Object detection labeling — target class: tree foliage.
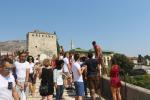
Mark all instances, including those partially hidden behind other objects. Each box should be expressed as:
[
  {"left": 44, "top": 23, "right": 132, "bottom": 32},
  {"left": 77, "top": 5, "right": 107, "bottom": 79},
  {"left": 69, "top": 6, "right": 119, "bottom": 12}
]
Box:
[
  {"left": 126, "top": 75, "right": 150, "bottom": 90},
  {"left": 112, "top": 53, "right": 134, "bottom": 75},
  {"left": 56, "top": 39, "right": 60, "bottom": 54}
]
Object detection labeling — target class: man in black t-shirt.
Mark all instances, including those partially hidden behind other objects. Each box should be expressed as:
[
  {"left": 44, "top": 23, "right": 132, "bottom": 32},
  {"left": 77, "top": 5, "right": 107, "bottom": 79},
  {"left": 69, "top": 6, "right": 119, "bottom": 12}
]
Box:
[{"left": 82, "top": 53, "right": 102, "bottom": 100}]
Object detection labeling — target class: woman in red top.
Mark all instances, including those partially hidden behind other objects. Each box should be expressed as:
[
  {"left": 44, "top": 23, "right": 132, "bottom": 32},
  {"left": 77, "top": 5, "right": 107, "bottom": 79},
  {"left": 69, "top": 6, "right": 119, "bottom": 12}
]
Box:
[{"left": 110, "top": 58, "right": 122, "bottom": 100}]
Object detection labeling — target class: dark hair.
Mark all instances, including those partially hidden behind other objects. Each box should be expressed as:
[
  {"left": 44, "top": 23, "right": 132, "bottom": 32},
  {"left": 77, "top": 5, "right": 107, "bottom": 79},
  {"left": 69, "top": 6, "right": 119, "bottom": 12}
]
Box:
[
  {"left": 18, "top": 50, "right": 26, "bottom": 56},
  {"left": 27, "top": 56, "right": 34, "bottom": 63},
  {"left": 80, "top": 56, "right": 87, "bottom": 62},
  {"left": 88, "top": 52, "right": 93, "bottom": 59},
  {"left": 92, "top": 41, "right": 96, "bottom": 45},
  {"left": 0, "top": 57, "right": 13, "bottom": 68},
  {"left": 64, "top": 52, "right": 68, "bottom": 58},
  {"left": 59, "top": 52, "right": 63, "bottom": 55},
  {"left": 56, "top": 60, "right": 64, "bottom": 70},
  {"left": 74, "top": 53, "right": 80, "bottom": 61}
]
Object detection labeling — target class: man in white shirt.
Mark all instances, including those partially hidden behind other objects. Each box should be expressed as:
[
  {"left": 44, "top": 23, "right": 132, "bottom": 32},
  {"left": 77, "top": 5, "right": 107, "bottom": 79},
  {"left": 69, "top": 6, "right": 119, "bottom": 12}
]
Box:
[
  {"left": 0, "top": 57, "right": 18, "bottom": 100},
  {"left": 72, "top": 53, "right": 86, "bottom": 100},
  {"left": 63, "top": 52, "right": 71, "bottom": 88},
  {"left": 14, "top": 51, "right": 30, "bottom": 99}
]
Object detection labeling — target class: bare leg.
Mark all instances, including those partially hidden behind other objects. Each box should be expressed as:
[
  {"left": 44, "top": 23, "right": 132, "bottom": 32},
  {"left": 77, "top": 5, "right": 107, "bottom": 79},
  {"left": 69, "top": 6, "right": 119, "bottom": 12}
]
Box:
[
  {"left": 29, "top": 83, "right": 33, "bottom": 94},
  {"left": 64, "top": 78, "right": 68, "bottom": 88},
  {"left": 75, "top": 96, "right": 78, "bottom": 100},
  {"left": 47, "top": 95, "right": 53, "bottom": 100},
  {"left": 91, "top": 89, "right": 96, "bottom": 100},
  {"left": 111, "top": 87, "right": 117, "bottom": 100},
  {"left": 32, "top": 84, "right": 36, "bottom": 96},
  {"left": 78, "top": 96, "right": 82, "bottom": 100},
  {"left": 116, "top": 88, "right": 122, "bottom": 100},
  {"left": 12, "top": 89, "right": 19, "bottom": 100},
  {"left": 75, "top": 96, "right": 82, "bottom": 100},
  {"left": 97, "top": 88, "right": 102, "bottom": 100},
  {"left": 42, "top": 96, "right": 46, "bottom": 100}
]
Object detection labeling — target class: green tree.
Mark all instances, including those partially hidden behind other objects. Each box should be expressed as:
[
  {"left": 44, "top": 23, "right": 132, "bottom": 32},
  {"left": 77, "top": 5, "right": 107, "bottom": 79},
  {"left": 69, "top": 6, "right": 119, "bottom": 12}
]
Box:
[
  {"left": 56, "top": 39, "right": 60, "bottom": 54},
  {"left": 112, "top": 53, "right": 134, "bottom": 75},
  {"left": 145, "top": 55, "right": 150, "bottom": 60},
  {"left": 54, "top": 32, "right": 60, "bottom": 55}
]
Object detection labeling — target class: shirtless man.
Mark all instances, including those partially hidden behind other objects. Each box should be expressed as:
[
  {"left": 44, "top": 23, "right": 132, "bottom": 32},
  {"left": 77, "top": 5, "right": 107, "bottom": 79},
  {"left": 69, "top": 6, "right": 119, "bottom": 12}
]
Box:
[
  {"left": 92, "top": 41, "right": 102, "bottom": 61},
  {"left": 92, "top": 41, "right": 107, "bottom": 75}
]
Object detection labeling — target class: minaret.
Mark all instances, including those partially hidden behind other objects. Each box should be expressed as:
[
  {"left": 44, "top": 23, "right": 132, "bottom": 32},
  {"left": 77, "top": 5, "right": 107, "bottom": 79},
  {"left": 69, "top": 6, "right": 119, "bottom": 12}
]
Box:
[{"left": 71, "top": 40, "right": 74, "bottom": 50}]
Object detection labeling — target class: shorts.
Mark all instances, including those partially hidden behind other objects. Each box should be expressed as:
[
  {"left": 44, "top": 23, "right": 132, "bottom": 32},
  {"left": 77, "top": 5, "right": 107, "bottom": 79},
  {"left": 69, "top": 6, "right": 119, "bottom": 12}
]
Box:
[
  {"left": 15, "top": 82, "right": 26, "bottom": 96},
  {"left": 74, "top": 82, "right": 84, "bottom": 96},
  {"left": 87, "top": 76, "right": 101, "bottom": 94}
]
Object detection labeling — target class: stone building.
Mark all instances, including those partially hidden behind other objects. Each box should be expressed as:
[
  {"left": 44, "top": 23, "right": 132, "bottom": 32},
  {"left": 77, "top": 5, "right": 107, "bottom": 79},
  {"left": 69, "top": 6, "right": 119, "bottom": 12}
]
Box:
[{"left": 26, "top": 30, "right": 57, "bottom": 58}]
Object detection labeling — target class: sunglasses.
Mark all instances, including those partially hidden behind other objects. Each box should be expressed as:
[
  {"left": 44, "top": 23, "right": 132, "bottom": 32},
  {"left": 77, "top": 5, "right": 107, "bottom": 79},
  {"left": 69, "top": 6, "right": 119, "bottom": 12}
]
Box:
[{"left": 4, "top": 67, "right": 13, "bottom": 72}]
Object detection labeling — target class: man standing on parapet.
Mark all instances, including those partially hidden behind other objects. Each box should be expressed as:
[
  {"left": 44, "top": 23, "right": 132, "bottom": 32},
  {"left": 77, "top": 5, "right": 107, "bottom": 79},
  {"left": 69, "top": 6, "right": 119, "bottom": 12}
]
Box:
[
  {"left": 92, "top": 41, "right": 107, "bottom": 76},
  {"left": 92, "top": 41, "right": 103, "bottom": 60}
]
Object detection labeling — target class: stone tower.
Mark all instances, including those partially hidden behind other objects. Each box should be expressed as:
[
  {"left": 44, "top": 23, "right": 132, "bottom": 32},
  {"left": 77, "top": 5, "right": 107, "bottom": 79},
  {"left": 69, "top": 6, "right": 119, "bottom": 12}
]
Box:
[{"left": 26, "top": 30, "right": 57, "bottom": 58}]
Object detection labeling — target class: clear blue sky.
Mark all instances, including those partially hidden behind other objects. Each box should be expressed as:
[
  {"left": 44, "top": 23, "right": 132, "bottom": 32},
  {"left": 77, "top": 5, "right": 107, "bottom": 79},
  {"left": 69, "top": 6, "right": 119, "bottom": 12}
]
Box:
[{"left": 0, "top": 0, "right": 150, "bottom": 56}]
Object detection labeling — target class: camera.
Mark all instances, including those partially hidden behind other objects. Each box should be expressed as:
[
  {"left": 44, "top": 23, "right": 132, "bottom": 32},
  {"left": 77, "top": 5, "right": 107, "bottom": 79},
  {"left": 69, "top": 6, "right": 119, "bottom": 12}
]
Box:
[{"left": 8, "top": 82, "right": 13, "bottom": 90}]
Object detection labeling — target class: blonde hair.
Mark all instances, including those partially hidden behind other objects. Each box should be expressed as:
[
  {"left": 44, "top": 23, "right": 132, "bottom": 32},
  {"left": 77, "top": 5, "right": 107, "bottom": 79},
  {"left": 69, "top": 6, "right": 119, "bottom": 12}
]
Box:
[{"left": 43, "top": 59, "right": 51, "bottom": 67}]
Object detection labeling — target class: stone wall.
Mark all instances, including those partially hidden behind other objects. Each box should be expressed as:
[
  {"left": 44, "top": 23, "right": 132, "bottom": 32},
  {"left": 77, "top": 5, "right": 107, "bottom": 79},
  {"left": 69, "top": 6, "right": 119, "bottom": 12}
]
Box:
[{"left": 101, "top": 76, "right": 150, "bottom": 100}]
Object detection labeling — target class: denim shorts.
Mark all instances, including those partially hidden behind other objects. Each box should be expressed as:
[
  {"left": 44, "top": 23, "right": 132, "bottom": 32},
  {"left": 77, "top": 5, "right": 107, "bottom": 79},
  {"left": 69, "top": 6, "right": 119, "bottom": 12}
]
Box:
[{"left": 74, "top": 82, "right": 84, "bottom": 96}]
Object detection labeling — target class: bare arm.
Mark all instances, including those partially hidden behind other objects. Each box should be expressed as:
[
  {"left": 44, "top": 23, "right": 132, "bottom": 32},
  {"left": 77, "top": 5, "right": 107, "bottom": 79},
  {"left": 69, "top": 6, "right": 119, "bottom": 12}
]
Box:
[
  {"left": 38, "top": 68, "right": 42, "bottom": 79},
  {"left": 25, "top": 68, "right": 30, "bottom": 82},
  {"left": 61, "top": 72, "right": 68, "bottom": 77},
  {"left": 12, "top": 87, "right": 19, "bottom": 100},
  {"left": 67, "top": 64, "right": 71, "bottom": 72},
  {"left": 77, "top": 66, "right": 86, "bottom": 76}
]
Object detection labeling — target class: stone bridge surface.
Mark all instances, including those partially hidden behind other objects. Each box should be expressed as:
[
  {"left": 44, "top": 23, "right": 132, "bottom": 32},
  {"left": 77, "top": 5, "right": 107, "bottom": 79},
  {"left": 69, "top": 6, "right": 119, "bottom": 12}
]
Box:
[{"left": 27, "top": 79, "right": 106, "bottom": 100}]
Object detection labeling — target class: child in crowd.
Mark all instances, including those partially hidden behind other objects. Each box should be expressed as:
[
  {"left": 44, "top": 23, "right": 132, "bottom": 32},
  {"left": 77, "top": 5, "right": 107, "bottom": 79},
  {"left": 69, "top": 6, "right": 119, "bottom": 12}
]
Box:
[{"left": 53, "top": 60, "right": 65, "bottom": 100}]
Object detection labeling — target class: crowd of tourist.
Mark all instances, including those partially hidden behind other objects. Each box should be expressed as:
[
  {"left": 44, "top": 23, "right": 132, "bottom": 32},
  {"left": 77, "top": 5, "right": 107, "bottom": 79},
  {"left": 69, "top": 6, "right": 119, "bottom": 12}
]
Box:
[{"left": 0, "top": 41, "right": 122, "bottom": 100}]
